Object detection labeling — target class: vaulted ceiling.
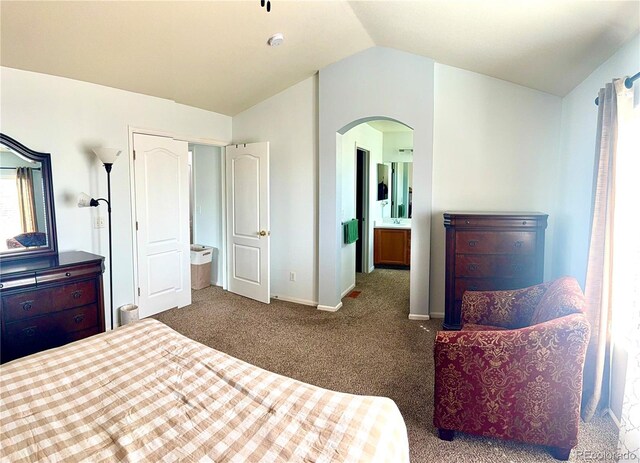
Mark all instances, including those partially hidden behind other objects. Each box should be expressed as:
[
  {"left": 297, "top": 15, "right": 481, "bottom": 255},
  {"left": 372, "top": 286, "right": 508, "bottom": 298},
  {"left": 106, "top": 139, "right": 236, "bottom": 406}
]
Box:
[{"left": 1, "top": 1, "right": 638, "bottom": 116}]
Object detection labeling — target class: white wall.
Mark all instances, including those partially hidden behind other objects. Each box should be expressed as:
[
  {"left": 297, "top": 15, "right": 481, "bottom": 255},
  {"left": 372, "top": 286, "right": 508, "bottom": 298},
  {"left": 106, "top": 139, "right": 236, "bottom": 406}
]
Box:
[
  {"left": 430, "top": 63, "right": 563, "bottom": 317},
  {"left": 340, "top": 122, "right": 383, "bottom": 295},
  {"left": 382, "top": 132, "right": 414, "bottom": 162},
  {"left": 191, "top": 144, "right": 223, "bottom": 286},
  {"left": 319, "top": 47, "right": 435, "bottom": 315},
  {"left": 232, "top": 77, "right": 318, "bottom": 306},
  {"left": 0, "top": 66, "right": 232, "bottom": 326},
  {"left": 554, "top": 34, "right": 639, "bottom": 423}
]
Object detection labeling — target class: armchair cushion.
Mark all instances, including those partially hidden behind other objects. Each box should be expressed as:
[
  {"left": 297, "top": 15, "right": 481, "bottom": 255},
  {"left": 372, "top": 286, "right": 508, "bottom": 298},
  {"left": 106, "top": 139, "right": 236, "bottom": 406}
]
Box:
[
  {"left": 530, "top": 276, "right": 586, "bottom": 326},
  {"left": 461, "top": 282, "right": 551, "bottom": 329}
]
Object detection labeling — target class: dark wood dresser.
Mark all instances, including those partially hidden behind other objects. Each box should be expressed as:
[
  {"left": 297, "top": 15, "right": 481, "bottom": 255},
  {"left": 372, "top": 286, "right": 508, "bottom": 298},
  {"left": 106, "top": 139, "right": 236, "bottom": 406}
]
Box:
[
  {"left": 0, "top": 251, "right": 105, "bottom": 363},
  {"left": 443, "top": 212, "right": 548, "bottom": 330}
]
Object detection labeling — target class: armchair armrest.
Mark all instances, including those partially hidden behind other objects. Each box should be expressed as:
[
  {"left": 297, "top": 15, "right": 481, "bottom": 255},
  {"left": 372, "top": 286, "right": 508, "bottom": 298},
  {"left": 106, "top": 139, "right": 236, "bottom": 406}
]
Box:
[
  {"left": 434, "top": 313, "right": 590, "bottom": 449},
  {"left": 461, "top": 281, "right": 550, "bottom": 329}
]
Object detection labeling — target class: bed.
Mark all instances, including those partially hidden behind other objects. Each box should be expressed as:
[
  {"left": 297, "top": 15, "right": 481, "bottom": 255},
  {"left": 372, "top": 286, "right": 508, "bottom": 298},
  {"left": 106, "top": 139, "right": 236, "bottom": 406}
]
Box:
[{"left": 1, "top": 319, "right": 409, "bottom": 462}]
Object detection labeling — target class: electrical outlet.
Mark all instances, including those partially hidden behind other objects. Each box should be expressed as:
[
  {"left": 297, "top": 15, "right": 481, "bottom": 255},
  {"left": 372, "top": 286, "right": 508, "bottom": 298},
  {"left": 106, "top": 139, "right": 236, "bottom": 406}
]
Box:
[
  {"left": 94, "top": 216, "right": 106, "bottom": 229},
  {"left": 289, "top": 272, "right": 296, "bottom": 282}
]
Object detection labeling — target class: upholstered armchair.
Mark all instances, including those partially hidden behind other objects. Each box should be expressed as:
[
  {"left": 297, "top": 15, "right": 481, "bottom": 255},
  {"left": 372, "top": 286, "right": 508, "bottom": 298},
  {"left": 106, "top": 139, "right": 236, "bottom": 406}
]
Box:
[{"left": 433, "top": 277, "right": 590, "bottom": 460}]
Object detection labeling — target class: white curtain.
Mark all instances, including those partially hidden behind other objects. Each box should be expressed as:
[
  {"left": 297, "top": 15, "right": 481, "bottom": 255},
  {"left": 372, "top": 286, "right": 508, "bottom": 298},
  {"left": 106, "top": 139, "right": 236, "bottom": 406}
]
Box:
[
  {"left": 615, "top": 81, "right": 640, "bottom": 458},
  {"left": 15, "top": 167, "right": 38, "bottom": 233}
]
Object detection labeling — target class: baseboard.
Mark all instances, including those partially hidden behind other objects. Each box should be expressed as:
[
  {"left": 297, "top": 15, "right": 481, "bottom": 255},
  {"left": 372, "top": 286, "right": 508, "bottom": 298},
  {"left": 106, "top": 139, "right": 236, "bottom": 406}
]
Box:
[
  {"left": 408, "top": 314, "right": 430, "bottom": 320},
  {"left": 317, "top": 302, "right": 343, "bottom": 312},
  {"left": 430, "top": 311, "right": 444, "bottom": 319},
  {"left": 271, "top": 294, "right": 317, "bottom": 307},
  {"left": 341, "top": 283, "right": 356, "bottom": 299},
  {"left": 607, "top": 408, "right": 621, "bottom": 428},
  {"left": 368, "top": 266, "right": 375, "bottom": 273}
]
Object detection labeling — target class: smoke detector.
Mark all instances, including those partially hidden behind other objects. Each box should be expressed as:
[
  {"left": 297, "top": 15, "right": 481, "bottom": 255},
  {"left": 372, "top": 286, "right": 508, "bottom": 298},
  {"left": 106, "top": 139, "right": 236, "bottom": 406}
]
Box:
[{"left": 267, "top": 33, "right": 284, "bottom": 47}]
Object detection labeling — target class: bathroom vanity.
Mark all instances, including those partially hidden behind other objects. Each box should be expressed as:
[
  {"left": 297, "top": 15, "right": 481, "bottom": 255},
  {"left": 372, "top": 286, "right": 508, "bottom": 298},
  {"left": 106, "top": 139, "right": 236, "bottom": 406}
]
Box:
[{"left": 374, "top": 223, "right": 411, "bottom": 268}]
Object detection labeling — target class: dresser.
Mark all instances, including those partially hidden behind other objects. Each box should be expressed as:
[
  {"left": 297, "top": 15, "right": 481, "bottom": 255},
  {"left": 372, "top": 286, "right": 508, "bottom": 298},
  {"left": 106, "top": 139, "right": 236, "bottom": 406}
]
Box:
[
  {"left": 0, "top": 251, "right": 105, "bottom": 363},
  {"left": 443, "top": 212, "right": 548, "bottom": 330}
]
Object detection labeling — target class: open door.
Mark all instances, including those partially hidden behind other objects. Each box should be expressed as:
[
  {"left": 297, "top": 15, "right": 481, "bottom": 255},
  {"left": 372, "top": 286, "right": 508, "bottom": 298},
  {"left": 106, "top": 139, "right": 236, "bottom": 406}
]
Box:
[
  {"left": 225, "top": 142, "right": 270, "bottom": 303},
  {"left": 133, "top": 133, "right": 190, "bottom": 318}
]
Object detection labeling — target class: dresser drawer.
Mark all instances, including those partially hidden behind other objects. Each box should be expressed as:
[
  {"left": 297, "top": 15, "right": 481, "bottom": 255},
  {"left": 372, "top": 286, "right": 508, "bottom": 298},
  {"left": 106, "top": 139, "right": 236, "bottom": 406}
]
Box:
[
  {"left": 455, "top": 231, "right": 536, "bottom": 254},
  {"left": 455, "top": 255, "right": 535, "bottom": 278},
  {"left": 447, "top": 217, "right": 543, "bottom": 228},
  {"left": 4, "top": 304, "right": 99, "bottom": 341},
  {"left": 36, "top": 262, "right": 102, "bottom": 284},
  {"left": 2, "top": 305, "right": 99, "bottom": 362},
  {"left": 2, "top": 280, "right": 97, "bottom": 322}
]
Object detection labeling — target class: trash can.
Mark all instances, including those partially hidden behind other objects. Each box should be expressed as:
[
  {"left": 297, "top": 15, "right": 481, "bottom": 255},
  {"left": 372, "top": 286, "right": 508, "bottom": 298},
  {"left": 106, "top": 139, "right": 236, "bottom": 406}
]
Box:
[
  {"left": 190, "top": 244, "right": 214, "bottom": 290},
  {"left": 119, "top": 304, "right": 139, "bottom": 326}
]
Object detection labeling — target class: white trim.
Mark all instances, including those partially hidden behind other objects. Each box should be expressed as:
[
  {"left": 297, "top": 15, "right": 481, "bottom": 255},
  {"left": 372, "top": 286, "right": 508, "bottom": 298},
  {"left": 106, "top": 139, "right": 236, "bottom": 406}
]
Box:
[
  {"left": 368, "top": 265, "right": 375, "bottom": 273},
  {"left": 341, "top": 283, "right": 356, "bottom": 299},
  {"left": 317, "top": 302, "right": 343, "bottom": 312},
  {"left": 607, "top": 408, "right": 621, "bottom": 429},
  {"left": 408, "top": 314, "right": 430, "bottom": 320},
  {"left": 271, "top": 295, "right": 317, "bottom": 307},
  {"left": 430, "top": 311, "right": 444, "bottom": 319}
]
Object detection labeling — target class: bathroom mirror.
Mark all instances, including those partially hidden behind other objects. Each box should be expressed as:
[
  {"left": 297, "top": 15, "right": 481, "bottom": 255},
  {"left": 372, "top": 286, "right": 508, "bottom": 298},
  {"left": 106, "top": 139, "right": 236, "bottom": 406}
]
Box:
[
  {"left": 0, "top": 133, "right": 58, "bottom": 261},
  {"left": 391, "top": 161, "right": 413, "bottom": 218},
  {"left": 377, "top": 163, "right": 389, "bottom": 200}
]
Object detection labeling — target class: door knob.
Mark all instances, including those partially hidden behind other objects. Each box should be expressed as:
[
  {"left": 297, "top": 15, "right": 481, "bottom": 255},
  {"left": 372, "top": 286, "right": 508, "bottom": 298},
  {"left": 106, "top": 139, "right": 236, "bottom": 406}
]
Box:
[{"left": 259, "top": 230, "right": 267, "bottom": 236}]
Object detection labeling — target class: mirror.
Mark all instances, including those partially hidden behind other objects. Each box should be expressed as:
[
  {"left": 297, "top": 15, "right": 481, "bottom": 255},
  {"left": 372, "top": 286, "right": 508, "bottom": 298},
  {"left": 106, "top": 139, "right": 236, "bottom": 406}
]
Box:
[
  {"left": 0, "top": 134, "right": 58, "bottom": 261},
  {"left": 377, "top": 163, "right": 389, "bottom": 200},
  {"left": 391, "top": 162, "right": 413, "bottom": 218}
]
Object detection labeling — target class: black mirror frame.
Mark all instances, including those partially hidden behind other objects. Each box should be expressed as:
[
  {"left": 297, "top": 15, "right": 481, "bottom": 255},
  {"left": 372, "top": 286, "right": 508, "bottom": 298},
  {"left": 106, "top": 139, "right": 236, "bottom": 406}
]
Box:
[{"left": 0, "top": 133, "right": 58, "bottom": 262}]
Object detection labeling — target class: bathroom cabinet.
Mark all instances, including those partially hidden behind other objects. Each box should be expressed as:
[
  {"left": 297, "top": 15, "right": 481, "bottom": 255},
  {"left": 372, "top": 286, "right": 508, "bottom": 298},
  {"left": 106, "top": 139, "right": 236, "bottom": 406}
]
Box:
[{"left": 374, "top": 227, "right": 411, "bottom": 267}]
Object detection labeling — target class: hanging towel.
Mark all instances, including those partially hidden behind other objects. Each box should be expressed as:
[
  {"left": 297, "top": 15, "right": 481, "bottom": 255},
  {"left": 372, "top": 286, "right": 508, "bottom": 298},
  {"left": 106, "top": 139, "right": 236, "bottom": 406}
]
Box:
[{"left": 343, "top": 219, "right": 359, "bottom": 244}]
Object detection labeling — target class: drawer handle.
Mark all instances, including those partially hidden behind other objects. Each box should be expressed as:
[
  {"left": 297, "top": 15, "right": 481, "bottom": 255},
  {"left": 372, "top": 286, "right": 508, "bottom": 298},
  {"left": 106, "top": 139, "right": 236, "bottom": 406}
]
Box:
[
  {"left": 22, "top": 301, "right": 34, "bottom": 311},
  {"left": 23, "top": 326, "right": 37, "bottom": 337},
  {"left": 73, "top": 314, "right": 85, "bottom": 324},
  {"left": 468, "top": 264, "right": 480, "bottom": 271},
  {"left": 465, "top": 220, "right": 470, "bottom": 224},
  {"left": 522, "top": 221, "right": 527, "bottom": 225},
  {"left": 514, "top": 241, "right": 523, "bottom": 248},
  {"left": 468, "top": 240, "right": 478, "bottom": 247},
  {"left": 65, "top": 272, "right": 72, "bottom": 277},
  {"left": 468, "top": 284, "right": 479, "bottom": 291},
  {"left": 71, "top": 290, "right": 83, "bottom": 299}
]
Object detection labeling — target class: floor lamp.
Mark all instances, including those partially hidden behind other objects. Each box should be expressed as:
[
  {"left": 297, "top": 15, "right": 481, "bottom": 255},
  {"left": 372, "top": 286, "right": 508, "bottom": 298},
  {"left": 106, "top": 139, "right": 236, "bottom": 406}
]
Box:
[{"left": 78, "top": 148, "right": 121, "bottom": 330}]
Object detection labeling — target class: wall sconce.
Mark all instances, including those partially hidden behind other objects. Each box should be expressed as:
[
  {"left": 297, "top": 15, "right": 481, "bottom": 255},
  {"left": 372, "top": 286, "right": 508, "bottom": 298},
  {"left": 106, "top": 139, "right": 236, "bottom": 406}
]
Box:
[{"left": 78, "top": 147, "right": 121, "bottom": 330}]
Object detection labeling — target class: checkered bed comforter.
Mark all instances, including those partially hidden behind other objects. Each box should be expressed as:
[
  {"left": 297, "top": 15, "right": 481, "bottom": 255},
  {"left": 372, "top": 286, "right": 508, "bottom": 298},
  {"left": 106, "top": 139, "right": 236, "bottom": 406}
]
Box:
[{"left": 1, "top": 319, "right": 409, "bottom": 462}]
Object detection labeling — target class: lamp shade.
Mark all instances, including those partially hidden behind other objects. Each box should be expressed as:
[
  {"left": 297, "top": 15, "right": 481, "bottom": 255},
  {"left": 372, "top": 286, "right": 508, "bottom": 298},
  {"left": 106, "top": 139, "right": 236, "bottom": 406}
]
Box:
[
  {"left": 92, "top": 147, "right": 121, "bottom": 165},
  {"left": 78, "top": 192, "right": 94, "bottom": 208}
]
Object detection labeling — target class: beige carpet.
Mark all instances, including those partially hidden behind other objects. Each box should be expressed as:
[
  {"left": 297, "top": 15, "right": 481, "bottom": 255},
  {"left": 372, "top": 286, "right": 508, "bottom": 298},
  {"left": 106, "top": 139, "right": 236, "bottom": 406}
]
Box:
[{"left": 154, "top": 269, "right": 618, "bottom": 462}]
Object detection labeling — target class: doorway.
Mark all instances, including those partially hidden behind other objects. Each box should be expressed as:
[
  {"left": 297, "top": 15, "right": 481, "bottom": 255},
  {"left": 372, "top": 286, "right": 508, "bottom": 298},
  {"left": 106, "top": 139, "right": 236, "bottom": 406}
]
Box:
[
  {"left": 355, "top": 147, "right": 369, "bottom": 273},
  {"left": 189, "top": 143, "right": 224, "bottom": 288}
]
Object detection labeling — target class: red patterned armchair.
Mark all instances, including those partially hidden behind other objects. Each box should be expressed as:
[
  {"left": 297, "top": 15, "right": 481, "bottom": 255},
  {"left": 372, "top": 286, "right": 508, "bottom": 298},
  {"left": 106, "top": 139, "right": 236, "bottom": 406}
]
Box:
[{"left": 433, "top": 277, "right": 590, "bottom": 460}]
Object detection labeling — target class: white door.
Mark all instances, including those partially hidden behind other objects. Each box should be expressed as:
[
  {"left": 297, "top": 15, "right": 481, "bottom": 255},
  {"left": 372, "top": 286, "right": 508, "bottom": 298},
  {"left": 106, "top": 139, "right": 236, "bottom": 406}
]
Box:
[
  {"left": 133, "top": 133, "right": 190, "bottom": 318},
  {"left": 226, "top": 142, "right": 270, "bottom": 303}
]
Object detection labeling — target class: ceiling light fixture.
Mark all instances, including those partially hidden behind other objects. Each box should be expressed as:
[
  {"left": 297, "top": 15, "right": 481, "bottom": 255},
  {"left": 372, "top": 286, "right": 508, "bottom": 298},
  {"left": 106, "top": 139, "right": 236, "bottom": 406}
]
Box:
[
  {"left": 268, "top": 33, "right": 284, "bottom": 47},
  {"left": 260, "top": 0, "right": 271, "bottom": 13}
]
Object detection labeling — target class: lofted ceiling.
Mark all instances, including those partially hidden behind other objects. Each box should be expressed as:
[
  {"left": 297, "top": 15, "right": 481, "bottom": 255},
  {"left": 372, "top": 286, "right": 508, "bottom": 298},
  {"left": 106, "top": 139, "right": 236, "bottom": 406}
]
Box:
[{"left": 1, "top": 1, "right": 638, "bottom": 116}]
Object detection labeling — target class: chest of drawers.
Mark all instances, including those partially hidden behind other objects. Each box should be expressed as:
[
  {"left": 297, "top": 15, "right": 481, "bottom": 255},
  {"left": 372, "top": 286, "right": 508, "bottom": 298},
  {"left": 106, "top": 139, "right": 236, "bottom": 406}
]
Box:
[
  {"left": 0, "top": 251, "right": 105, "bottom": 363},
  {"left": 443, "top": 212, "right": 548, "bottom": 330}
]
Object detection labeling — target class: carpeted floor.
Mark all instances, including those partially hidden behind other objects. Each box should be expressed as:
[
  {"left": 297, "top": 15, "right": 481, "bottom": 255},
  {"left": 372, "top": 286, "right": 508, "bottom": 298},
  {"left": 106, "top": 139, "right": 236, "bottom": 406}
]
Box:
[{"left": 154, "top": 269, "right": 618, "bottom": 462}]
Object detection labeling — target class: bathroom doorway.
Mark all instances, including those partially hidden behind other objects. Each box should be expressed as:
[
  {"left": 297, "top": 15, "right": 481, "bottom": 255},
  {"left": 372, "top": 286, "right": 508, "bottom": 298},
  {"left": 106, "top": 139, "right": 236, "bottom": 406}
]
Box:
[
  {"left": 189, "top": 143, "right": 224, "bottom": 288},
  {"left": 338, "top": 119, "right": 413, "bottom": 300},
  {"left": 355, "top": 147, "right": 369, "bottom": 273}
]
